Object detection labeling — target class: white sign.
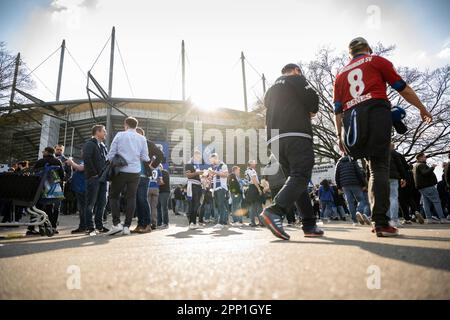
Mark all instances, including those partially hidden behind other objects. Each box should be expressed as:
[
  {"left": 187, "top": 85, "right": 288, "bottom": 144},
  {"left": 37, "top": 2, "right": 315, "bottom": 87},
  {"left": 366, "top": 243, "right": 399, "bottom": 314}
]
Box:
[{"left": 311, "top": 163, "right": 335, "bottom": 186}]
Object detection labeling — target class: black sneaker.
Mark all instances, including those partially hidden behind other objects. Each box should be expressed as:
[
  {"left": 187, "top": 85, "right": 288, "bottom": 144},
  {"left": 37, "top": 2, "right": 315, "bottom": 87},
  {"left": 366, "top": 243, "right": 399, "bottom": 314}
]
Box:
[
  {"left": 85, "top": 227, "right": 95, "bottom": 235},
  {"left": 53, "top": 230, "right": 59, "bottom": 234},
  {"left": 303, "top": 225, "right": 325, "bottom": 237},
  {"left": 150, "top": 224, "right": 157, "bottom": 230},
  {"left": 96, "top": 227, "right": 110, "bottom": 234},
  {"left": 259, "top": 207, "right": 290, "bottom": 240},
  {"left": 71, "top": 228, "right": 86, "bottom": 234}
]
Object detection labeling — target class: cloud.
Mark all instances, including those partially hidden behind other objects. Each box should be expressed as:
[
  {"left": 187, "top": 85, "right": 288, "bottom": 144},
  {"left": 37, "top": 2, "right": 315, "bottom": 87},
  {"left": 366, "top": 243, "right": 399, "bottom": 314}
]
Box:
[{"left": 437, "top": 47, "right": 450, "bottom": 59}]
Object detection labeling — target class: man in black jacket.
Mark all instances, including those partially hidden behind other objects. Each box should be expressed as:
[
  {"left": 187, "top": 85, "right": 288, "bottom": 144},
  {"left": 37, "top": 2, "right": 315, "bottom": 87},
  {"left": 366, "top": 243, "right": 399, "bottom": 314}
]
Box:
[
  {"left": 387, "top": 144, "right": 408, "bottom": 227},
  {"left": 413, "top": 153, "right": 449, "bottom": 224},
  {"left": 82, "top": 124, "right": 109, "bottom": 234},
  {"left": 335, "top": 155, "right": 369, "bottom": 225},
  {"left": 261, "top": 63, "right": 323, "bottom": 240}
]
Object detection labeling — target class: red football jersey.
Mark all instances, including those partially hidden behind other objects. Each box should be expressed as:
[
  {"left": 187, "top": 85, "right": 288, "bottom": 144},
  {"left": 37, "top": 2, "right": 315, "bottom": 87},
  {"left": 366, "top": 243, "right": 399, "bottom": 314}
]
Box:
[{"left": 333, "top": 54, "right": 405, "bottom": 114}]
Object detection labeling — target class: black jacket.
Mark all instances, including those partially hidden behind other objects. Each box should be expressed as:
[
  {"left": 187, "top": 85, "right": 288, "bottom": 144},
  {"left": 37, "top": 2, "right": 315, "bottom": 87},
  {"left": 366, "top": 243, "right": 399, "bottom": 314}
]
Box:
[
  {"left": 335, "top": 156, "right": 366, "bottom": 189},
  {"left": 143, "top": 140, "right": 165, "bottom": 177},
  {"left": 33, "top": 155, "right": 64, "bottom": 183},
  {"left": 82, "top": 138, "right": 108, "bottom": 179},
  {"left": 390, "top": 150, "right": 407, "bottom": 180},
  {"left": 264, "top": 74, "right": 319, "bottom": 142},
  {"left": 413, "top": 162, "right": 438, "bottom": 190}
]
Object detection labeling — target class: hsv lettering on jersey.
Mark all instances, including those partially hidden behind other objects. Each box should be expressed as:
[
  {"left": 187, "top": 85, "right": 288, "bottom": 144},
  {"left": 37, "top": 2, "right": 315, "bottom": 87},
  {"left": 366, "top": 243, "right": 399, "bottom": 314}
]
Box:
[{"left": 333, "top": 54, "right": 406, "bottom": 114}]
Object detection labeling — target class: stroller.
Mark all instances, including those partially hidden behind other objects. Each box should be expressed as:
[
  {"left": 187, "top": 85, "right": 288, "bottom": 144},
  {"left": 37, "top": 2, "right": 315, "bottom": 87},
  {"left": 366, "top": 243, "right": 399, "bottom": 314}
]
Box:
[{"left": 0, "top": 165, "right": 64, "bottom": 237}]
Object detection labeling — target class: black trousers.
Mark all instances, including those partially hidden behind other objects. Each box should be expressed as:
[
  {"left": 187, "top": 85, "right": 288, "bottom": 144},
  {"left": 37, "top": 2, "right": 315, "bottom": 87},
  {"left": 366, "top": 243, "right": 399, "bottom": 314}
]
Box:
[
  {"left": 271, "top": 137, "right": 316, "bottom": 228},
  {"left": 366, "top": 153, "right": 390, "bottom": 227},
  {"left": 188, "top": 184, "right": 202, "bottom": 224},
  {"left": 110, "top": 172, "right": 140, "bottom": 227}
]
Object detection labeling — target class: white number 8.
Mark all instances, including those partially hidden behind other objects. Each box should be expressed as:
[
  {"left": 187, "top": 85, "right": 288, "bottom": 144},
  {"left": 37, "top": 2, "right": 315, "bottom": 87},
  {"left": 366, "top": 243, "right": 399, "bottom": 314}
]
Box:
[{"left": 348, "top": 68, "right": 365, "bottom": 98}]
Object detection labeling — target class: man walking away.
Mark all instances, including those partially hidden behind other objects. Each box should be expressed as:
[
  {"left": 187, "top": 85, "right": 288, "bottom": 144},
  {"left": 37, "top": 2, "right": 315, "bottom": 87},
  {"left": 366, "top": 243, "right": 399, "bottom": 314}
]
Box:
[
  {"left": 388, "top": 144, "right": 408, "bottom": 228},
  {"left": 106, "top": 117, "right": 150, "bottom": 236},
  {"left": 413, "top": 153, "right": 450, "bottom": 224},
  {"left": 335, "top": 155, "right": 369, "bottom": 225},
  {"left": 334, "top": 37, "right": 433, "bottom": 237},
  {"left": 262, "top": 63, "right": 323, "bottom": 240}
]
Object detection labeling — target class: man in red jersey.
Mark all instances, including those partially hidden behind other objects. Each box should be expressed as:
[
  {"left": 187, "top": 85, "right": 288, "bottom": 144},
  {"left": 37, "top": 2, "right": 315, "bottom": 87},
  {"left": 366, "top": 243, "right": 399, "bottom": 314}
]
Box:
[{"left": 333, "top": 37, "right": 432, "bottom": 237}]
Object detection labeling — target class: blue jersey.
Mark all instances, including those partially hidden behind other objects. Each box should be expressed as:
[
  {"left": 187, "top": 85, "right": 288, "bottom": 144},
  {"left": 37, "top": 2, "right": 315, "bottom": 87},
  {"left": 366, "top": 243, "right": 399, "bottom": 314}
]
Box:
[{"left": 148, "top": 168, "right": 162, "bottom": 189}]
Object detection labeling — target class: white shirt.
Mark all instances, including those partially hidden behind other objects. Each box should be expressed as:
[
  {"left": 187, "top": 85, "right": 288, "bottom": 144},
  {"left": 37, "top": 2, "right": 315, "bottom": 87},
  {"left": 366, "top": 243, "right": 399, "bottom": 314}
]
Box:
[
  {"left": 212, "top": 162, "right": 229, "bottom": 191},
  {"left": 245, "top": 167, "right": 260, "bottom": 185},
  {"left": 107, "top": 129, "right": 150, "bottom": 173}
]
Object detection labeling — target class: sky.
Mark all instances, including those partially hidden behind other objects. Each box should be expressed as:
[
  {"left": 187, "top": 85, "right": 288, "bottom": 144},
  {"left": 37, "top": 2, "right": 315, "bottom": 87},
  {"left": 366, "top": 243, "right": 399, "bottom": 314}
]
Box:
[{"left": 0, "top": 0, "right": 449, "bottom": 110}]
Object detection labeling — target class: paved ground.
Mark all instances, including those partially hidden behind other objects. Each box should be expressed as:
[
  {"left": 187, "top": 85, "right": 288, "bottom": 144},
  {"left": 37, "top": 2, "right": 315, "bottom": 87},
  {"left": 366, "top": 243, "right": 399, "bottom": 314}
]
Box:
[{"left": 1, "top": 213, "right": 450, "bottom": 300}]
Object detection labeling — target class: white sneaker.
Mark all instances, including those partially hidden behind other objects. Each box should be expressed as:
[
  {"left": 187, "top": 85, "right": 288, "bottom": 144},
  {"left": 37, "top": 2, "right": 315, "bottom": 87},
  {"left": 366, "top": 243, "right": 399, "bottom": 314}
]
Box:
[
  {"left": 362, "top": 214, "right": 371, "bottom": 225},
  {"left": 123, "top": 226, "right": 131, "bottom": 235},
  {"left": 440, "top": 218, "right": 450, "bottom": 224},
  {"left": 389, "top": 220, "right": 403, "bottom": 228},
  {"left": 106, "top": 224, "right": 123, "bottom": 236},
  {"left": 213, "top": 224, "right": 224, "bottom": 229},
  {"left": 425, "top": 219, "right": 439, "bottom": 224},
  {"left": 188, "top": 223, "right": 198, "bottom": 230}
]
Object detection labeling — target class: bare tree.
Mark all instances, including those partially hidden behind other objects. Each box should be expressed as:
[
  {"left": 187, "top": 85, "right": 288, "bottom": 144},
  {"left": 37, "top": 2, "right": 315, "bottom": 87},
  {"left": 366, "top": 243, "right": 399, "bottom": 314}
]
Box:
[
  {"left": 298, "top": 44, "right": 450, "bottom": 163},
  {"left": 0, "top": 41, "right": 34, "bottom": 109}
]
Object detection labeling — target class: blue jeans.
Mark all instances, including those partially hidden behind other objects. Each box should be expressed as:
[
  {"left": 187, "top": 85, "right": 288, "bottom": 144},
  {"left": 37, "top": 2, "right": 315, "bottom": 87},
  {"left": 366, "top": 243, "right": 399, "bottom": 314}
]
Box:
[
  {"left": 247, "top": 201, "right": 262, "bottom": 225},
  {"left": 343, "top": 185, "right": 367, "bottom": 222},
  {"left": 157, "top": 192, "right": 170, "bottom": 226},
  {"left": 419, "top": 186, "right": 445, "bottom": 220},
  {"left": 203, "top": 202, "right": 213, "bottom": 220},
  {"left": 388, "top": 179, "right": 399, "bottom": 221},
  {"left": 320, "top": 200, "right": 337, "bottom": 219},
  {"left": 231, "top": 193, "right": 243, "bottom": 223},
  {"left": 85, "top": 176, "right": 106, "bottom": 229},
  {"left": 136, "top": 177, "right": 150, "bottom": 227},
  {"left": 74, "top": 191, "right": 86, "bottom": 229},
  {"left": 214, "top": 189, "right": 229, "bottom": 225}
]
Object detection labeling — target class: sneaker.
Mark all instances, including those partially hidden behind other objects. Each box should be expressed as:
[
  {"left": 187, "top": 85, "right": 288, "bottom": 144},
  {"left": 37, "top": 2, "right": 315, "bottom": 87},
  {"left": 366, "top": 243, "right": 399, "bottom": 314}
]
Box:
[
  {"left": 259, "top": 207, "right": 290, "bottom": 241},
  {"left": 160, "top": 224, "right": 169, "bottom": 229},
  {"left": 26, "top": 229, "right": 40, "bottom": 236},
  {"left": 414, "top": 212, "right": 425, "bottom": 224},
  {"left": 440, "top": 218, "right": 450, "bottom": 224},
  {"left": 425, "top": 219, "right": 439, "bottom": 224},
  {"left": 213, "top": 224, "right": 224, "bottom": 229},
  {"left": 150, "top": 224, "right": 157, "bottom": 230},
  {"left": 389, "top": 220, "right": 403, "bottom": 228},
  {"left": 71, "top": 228, "right": 86, "bottom": 234},
  {"left": 362, "top": 214, "right": 371, "bottom": 225},
  {"left": 123, "top": 226, "right": 131, "bottom": 235},
  {"left": 131, "top": 226, "right": 144, "bottom": 233},
  {"left": 356, "top": 212, "right": 365, "bottom": 225},
  {"left": 403, "top": 220, "right": 413, "bottom": 225},
  {"left": 248, "top": 223, "right": 257, "bottom": 227},
  {"left": 373, "top": 225, "right": 399, "bottom": 237},
  {"left": 303, "top": 225, "right": 325, "bottom": 237},
  {"left": 85, "top": 227, "right": 95, "bottom": 235},
  {"left": 189, "top": 223, "right": 198, "bottom": 230},
  {"left": 96, "top": 227, "right": 110, "bottom": 234},
  {"left": 106, "top": 224, "right": 124, "bottom": 236},
  {"left": 432, "top": 216, "right": 440, "bottom": 221},
  {"left": 352, "top": 222, "right": 359, "bottom": 227}
]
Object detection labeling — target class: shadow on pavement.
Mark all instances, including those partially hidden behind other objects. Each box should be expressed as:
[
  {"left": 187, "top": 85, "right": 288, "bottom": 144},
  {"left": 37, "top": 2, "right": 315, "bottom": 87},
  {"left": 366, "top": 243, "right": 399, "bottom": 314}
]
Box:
[
  {"left": 272, "top": 236, "right": 450, "bottom": 271},
  {"left": 0, "top": 234, "right": 113, "bottom": 258}
]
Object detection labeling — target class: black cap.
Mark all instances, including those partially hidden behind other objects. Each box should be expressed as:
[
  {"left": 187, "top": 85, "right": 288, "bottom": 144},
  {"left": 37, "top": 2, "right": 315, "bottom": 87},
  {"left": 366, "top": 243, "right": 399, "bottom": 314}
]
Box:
[{"left": 281, "top": 63, "right": 301, "bottom": 74}]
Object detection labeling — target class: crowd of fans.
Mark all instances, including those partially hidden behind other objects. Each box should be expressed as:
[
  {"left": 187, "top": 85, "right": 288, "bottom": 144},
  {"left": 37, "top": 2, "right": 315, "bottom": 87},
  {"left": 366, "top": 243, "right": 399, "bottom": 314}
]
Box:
[{"left": 1, "top": 117, "right": 449, "bottom": 235}]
